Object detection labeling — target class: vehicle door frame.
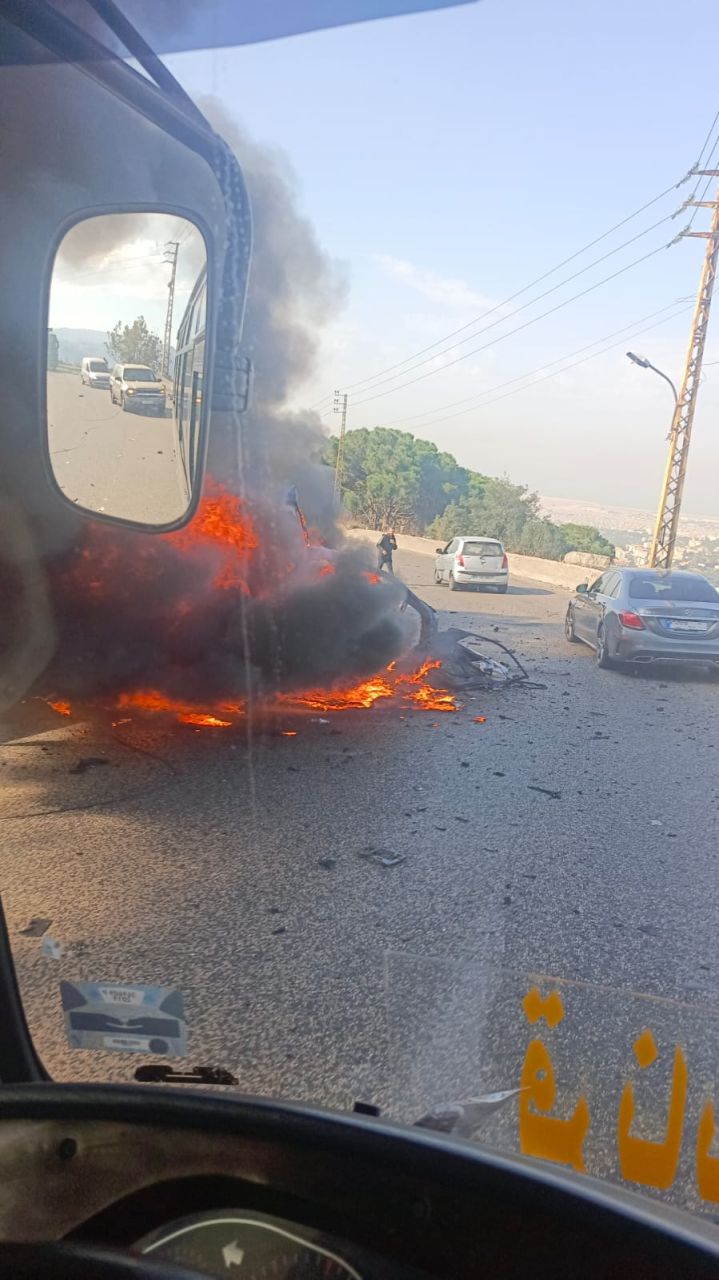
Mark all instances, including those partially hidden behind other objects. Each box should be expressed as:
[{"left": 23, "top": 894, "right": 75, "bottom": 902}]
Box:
[
  {"left": 581, "top": 571, "right": 619, "bottom": 647},
  {"left": 441, "top": 538, "right": 458, "bottom": 581}
]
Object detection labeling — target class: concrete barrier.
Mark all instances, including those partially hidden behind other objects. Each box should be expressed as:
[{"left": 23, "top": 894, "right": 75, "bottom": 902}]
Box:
[{"left": 343, "top": 527, "right": 592, "bottom": 593}]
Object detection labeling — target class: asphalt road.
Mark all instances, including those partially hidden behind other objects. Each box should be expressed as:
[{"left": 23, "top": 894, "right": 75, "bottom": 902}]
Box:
[
  {"left": 47, "top": 369, "right": 189, "bottom": 525},
  {"left": 2, "top": 546, "right": 719, "bottom": 1217}
]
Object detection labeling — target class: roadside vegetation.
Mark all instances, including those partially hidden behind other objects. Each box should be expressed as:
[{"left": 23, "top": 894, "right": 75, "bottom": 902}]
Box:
[{"left": 325, "top": 427, "right": 614, "bottom": 561}]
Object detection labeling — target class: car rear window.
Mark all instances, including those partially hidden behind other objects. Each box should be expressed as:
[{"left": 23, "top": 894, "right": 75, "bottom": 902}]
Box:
[
  {"left": 628, "top": 574, "right": 719, "bottom": 603},
  {"left": 462, "top": 541, "right": 503, "bottom": 557},
  {"left": 88, "top": 361, "right": 108, "bottom": 373}
]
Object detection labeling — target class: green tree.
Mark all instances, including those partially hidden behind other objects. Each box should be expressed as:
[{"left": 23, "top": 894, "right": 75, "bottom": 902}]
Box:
[
  {"left": 327, "top": 427, "right": 468, "bottom": 531},
  {"left": 106, "top": 315, "right": 162, "bottom": 368},
  {"left": 427, "top": 475, "right": 539, "bottom": 547},
  {"left": 518, "top": 519, "right": 570, "bottom": 560},
  {"left": 560, "top": 522, "right": 616, "bottom": 558}
]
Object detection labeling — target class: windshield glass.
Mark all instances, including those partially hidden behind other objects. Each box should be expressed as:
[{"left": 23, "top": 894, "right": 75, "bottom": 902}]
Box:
[
  {"left": 88, "top": 361, "right": 108, "bottom": 373},
  {"left": 629, "top": 574, "right": 719, "bottom": 602},
  {"left": 4, "top": 0, "right": 719, "bottom": 1235}
]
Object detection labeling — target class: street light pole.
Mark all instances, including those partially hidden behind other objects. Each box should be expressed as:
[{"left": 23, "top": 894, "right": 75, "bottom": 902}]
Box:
[{"left": 625, "top": 350, "right": 678, "bottom": 404}]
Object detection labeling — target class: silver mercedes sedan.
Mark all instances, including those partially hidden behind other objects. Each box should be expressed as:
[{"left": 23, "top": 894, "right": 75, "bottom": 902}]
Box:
[{"left": 565, "top": 568, "right": 719, "bottom": 670}]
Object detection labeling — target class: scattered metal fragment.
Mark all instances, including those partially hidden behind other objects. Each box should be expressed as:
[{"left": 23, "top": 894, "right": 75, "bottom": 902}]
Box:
[
  {"left": 528, "top": 785, "right": 562, "bottom": 799},
  {"left": 415, "top": 1088, "right": 526, "bottom": 1136},
  {"left": 19, "top": 918, "right": 52, "bottom": 937},
  {"left": 358, "top": 847, "right": 406, "bottom": 868},
  {"left": 69, "top": 756, "right": 109, "bottom": 775}
]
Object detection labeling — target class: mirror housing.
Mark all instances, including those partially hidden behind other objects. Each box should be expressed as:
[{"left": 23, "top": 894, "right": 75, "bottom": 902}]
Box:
[
  {"left": 435, "top": 548, "right": 444, "bottom": 555},
  {"left": 0, "top": 9, "right": 252, "bottom": 537},
  {"left": 576, "top": 583, "right": 589, "bottom": 594}
]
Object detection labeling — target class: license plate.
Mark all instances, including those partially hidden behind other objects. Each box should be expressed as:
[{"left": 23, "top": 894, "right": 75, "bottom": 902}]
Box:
[{"left": 666, "top": 619, "right": 710, "bottom": 632}]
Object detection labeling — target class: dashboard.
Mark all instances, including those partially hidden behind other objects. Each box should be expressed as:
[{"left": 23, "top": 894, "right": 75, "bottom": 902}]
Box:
[
  {"left": 0, "top": 1084, "right": 717, "bottom": 1279},
  {"left": 133, "top": 1207, "right": 422, "bottom": 1278}
]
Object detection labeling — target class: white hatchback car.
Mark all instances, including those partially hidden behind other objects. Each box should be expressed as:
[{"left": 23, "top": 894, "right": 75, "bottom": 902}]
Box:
[{"left": 434, "top": 536, "right": 509, "bottom": 592}]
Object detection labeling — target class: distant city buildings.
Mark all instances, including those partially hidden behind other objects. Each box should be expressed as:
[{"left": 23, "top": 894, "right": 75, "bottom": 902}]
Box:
[{"left": 621, "top": 535, "right": 719, "bottom": 584}]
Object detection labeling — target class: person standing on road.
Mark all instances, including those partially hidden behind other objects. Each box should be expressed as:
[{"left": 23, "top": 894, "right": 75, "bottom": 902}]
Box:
[{"left": 377, "top": 528, "right": 398, "bottom": 574}]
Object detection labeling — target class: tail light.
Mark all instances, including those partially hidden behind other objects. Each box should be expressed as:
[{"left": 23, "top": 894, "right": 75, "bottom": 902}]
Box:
[
  {"left": 456, "top": 553, "right": 465, "bottom": 567},
  {"left": 618, "top": 610, "right": 645, "bottom": 630},
  {"left": 501, "top": 553, "right": 509, "bottom": 569}
]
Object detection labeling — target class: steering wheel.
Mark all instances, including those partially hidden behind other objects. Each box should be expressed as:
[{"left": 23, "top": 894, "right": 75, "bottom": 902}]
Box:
[{"left": 0, "top": 1242, "right": 204, "bottom": 1279}]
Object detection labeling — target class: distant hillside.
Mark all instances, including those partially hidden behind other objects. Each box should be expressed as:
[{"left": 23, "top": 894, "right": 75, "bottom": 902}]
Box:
[
  {"left": 54, "top": 328, "right": 107, "bottom": 367},
  {"left": 542, "top": 493, "right": 719, "bottom": 542}
]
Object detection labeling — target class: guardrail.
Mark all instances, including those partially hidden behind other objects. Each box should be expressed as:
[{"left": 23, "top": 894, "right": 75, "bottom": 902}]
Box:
[{"left": 344, "top": 527, "right": 591, "bottom": 592}]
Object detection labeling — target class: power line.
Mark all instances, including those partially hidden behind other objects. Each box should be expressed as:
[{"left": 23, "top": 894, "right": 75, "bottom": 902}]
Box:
[
  {"left": 309, "top": 392, "right": 335, "bottom": 411},
  {"left": 688, "top": 133, "right": 719, "bottom": 228},
  {"left": 376, "top": 298, "right": 693, "bottom": 429},
  {"left": 352, "top": 240, "right": 676, "bottom": 407},
  {"left": 343, "top": 209, "right": 682, "bottom": 403},
  {"left": 313, "top": 105, "right": 719, "bottom": 408},
  {"left": 389, "top": 302, "right": 692, "bottom": 432},
  {"left": 338, "top": 180, "right": 687, "bottom": 398},
  {"left": 692, "top": 107, "right": 719, "bottom": 170}
]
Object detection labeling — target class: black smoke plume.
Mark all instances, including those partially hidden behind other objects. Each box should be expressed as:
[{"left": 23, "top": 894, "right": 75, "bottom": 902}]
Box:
[{"left": 40, "top": 106, "right": 412, "bottom": 706}]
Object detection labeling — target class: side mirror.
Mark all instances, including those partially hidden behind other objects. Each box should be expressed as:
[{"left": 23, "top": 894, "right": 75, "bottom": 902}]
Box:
[
  {"left": 576, "top": 583, "right": 589, "bottom": 594},
  {"left": 47, "top": 212, "right": 208, "bottom": 528},
  {"left": 0, "top": 20, "right": 252, "bottom": 537},
  {"left": 435, "top": 548, "right": 444, "bottom": 555}
]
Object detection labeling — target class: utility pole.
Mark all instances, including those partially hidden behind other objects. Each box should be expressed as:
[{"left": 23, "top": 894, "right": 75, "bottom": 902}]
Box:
[
  {"left": 161, "top": 240, "right": 179, "bottom": 379},
  {"left": 649, "top": 178, "right": 719, "bottom": 568},
  {"left": 333, "top": 390, "right": 348, "bottom": 503}
]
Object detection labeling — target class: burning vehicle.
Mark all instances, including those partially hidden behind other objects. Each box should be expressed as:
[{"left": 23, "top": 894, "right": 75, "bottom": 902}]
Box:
[{"left": 16, "top": 103, "right": 462, "bottom": 731}]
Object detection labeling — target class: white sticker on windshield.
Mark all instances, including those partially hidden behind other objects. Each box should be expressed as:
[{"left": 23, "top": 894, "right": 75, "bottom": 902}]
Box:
[{"left": 60, "top": 980, "right": 186, "bottom": 1057}]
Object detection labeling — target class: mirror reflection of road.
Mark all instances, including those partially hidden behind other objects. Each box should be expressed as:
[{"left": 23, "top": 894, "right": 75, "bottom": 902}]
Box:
[
  {"left": 2, "top": 545, "right": 719, "bottom": 1217},
  {"left": 47, "top": 369, "right": 187, "bottom": 525}
]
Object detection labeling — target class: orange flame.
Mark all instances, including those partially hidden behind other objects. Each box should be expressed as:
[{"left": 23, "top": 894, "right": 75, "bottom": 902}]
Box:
[
  {"left": 363, "top": 571, "right": 382, "bottom": 585},
  {"left": 110, "top": 659, "right": 457, "bottom": 726},
  {"left": 48, "top": 699, "right": 72, "bottom": 717},
  {"left": 317, "top": 562, "right": 336, "bottom": 578},
  {"left": 165, "top": 489, "right": 258, "bottom": 592},
  {"left": 117, "top": 689, "right": 229, "bottom": 728},
  {"left": 275, "top": 674, "right": 395, "bottom": 713},
  {"left": 179, "top": 712, "right": 232, "bottom": 728}
]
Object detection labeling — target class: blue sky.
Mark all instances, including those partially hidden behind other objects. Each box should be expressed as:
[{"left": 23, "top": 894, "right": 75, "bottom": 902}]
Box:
[{"left": 168, "top": 0, "right": 719, "bottom": 515}]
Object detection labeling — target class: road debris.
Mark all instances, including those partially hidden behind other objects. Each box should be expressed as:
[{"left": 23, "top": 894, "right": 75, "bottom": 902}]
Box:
[
  {"left": 41, "top": 937, "right": 63, "bottom": 959},
  {"left": 19, "top": 918, "right": 52, "bottom": 937},
  {"left": 423, "top": 627, "right": 545, "bottom": 692},
  {"left": 358, "top": 847, "right": 406, "bottom": 868},
  {"left": 528, "top": 785, "right": 562, "bottom": 799},
  {"left": 69, "top": 756, "right": 109, "bottom": 775},
  {"left": 318, "top": 856, "right": 337, "bottom": 870},
  {"left": 415, "top": 1088, "right": 526, "bottom": 1136}
]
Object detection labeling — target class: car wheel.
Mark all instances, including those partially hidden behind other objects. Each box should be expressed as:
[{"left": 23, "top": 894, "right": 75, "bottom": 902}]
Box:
[
  {"left": 596, "top": 624, "right": 614, "bottom": 669},
  {"left": 448, "top": 573, "right": 458, "bottom": 591},
  {"left": 564, "top": 606, "right": 578, "bottom": 643},
  {"left": 433, "top": 568, "right": 442, "bottom": 584},
  {"left": 121, "top": 393, "right": 128, "bottom": 411}
]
